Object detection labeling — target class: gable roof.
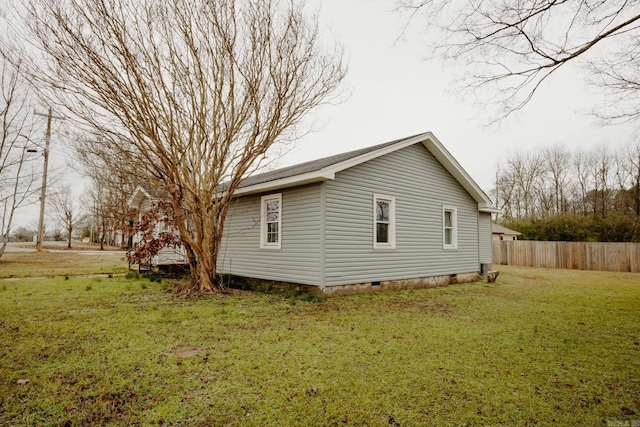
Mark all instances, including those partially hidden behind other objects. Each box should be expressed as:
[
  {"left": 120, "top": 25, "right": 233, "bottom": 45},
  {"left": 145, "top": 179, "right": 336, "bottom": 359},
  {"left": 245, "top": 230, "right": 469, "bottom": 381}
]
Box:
[
  {"left": 127, "top": 185, "right": 169, "bottom": 208},
  {"left": 492, "top": 224, "right": 521, "bottom": 236},
  {"left": 236, "top": 131, "right": 498, "bottom": 213}
]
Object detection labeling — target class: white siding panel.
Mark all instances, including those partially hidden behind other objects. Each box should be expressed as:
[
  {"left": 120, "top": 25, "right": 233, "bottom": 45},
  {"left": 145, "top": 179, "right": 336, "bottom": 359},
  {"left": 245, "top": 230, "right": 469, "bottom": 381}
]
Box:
[
  {"left": 324, "top": 143, "right": 481, "bottom": 286},
  {"left": 218, "top": 183, "right": 322, "bottom": 286}
]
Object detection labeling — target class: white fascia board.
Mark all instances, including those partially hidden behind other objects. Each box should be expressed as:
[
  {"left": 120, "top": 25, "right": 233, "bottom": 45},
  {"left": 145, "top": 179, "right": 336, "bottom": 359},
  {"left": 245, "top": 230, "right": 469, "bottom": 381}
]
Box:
[
  {"left": 479, "top": 205, "right": 502, "bottom": 214},
  {"left": 126, "top": 185, "right": 153, "bottom": 208},
  {"left": 233, "top": 170, "right": 336, "bottom": 196}
]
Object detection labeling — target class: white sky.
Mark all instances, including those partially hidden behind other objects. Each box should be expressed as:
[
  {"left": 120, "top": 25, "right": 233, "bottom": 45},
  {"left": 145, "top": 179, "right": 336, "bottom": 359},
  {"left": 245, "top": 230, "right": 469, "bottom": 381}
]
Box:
[
  {"left": 286, "top": 0, "right": 638, "bottom": 189},
  {"left": 12, "top": 0, "right": 639, "bottom": 229}
]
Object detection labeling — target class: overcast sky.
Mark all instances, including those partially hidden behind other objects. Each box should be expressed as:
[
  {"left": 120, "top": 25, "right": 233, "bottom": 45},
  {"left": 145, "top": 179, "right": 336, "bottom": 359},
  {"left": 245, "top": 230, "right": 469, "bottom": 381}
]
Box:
[
  {"left": 13, "top": 0, "right": 639, "bottom": 229},
  {"left": 286, "top": 0, "right": 638, "bottom": 189}
]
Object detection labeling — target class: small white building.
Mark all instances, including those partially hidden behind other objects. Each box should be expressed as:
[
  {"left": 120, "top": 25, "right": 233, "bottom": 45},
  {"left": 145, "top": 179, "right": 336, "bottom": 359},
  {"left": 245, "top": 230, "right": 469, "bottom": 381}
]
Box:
[{"left": 492, "top": 224, "right": 521, "bottom": 241}]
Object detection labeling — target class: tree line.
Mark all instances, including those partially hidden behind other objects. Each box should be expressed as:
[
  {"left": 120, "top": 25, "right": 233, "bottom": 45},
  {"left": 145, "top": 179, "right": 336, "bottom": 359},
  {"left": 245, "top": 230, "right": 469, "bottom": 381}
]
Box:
[{"left": 494, "top": 143, "right": 640, "bottom": 242}]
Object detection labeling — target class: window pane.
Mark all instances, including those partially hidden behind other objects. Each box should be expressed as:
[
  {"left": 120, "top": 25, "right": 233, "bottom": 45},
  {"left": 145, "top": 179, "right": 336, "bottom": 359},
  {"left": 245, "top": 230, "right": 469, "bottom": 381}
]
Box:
[
  {"left": 376, "top": 200, "right": 389, "bottom": 222},
  {"left": 376, "top": 223, "right": 389, "bottom": 243},
  {"left": 267, "top": 222, "right": 279, "bottom": 243},
  {"left": 444, "top": 228, "right": 452, "bottom": 245},
  {"left": 266, "top": 200, "right": 279, "bottom": 221},
  {"left": 444, "top": 210, "right": 452, "bottom": 227}
]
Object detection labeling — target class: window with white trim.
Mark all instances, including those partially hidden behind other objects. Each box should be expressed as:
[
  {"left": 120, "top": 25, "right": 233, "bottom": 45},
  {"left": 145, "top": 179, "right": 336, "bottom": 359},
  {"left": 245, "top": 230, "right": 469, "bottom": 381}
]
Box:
[
  {"left": 442, "top": 207, "right": 457, "bottom": 249},
  {"left": 260, "top": 193, "right": 282, "bottom": 249},
  {"left": 374, "top": 195, "right": 396, "bottom": 249}
]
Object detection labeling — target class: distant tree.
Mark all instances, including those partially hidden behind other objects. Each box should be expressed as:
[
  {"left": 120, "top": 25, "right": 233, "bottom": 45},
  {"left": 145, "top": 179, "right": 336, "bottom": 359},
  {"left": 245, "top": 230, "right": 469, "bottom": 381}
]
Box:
[
  {"left": 589, "top": 145, "right": 615, "bottom": 218},
  {"left": 73, "top": 133, "right": 145, "bottom": 248},
  {"left": 619, "top": 142, "right": 640, "bottom": 218},
  {"left": 84, "top": 181, "right": 108, "bottom": 250},
  {"left": 398, "top": 0, "right": 640, "bottom": 121},
  {"left": 572, "top": 149, "right": 594, "bottom": 216},
  {"left": 18, "top": 0, "right": 345, "bottom": 293},
  {"left": 51, "top": 184, "right": 82, "bottom": 249},
  {"left": 496, "top": 141, "right": 640, "bottom": 242},
  {"left": 507, "top": 150, "right": 545, "bottom": 219},
  {"left": 543, "top": 145, "right": 572, "bottom": 215},
  {"left": 12, "top": 226, "right": 34, "bottom": 242},
  {"left": 0, "top": 57, "right": 40, "bottom": 258}
]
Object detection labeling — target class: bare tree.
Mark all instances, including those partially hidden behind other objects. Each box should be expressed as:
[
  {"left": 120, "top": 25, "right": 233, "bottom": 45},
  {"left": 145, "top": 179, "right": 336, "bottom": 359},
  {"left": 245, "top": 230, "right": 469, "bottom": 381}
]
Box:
[
  {"left": 507, "top": 150, "right": 546, "bottom": 219},
  {"left": 51, "top": 184, "right": 82, "bottom": 249},
  {"left": 543, "top": 144, "right": 572, "bottom": 215},
  {"left": 572, "top": 148, "right": 593, "bottom": 216},
  {"left": 589, "top": 145, "right": 616, "bottom": 218},
  {"left": 84, "top": 181, "right": 108, "bottom": 250},
  {"left": 492, "top": 164, "right": 516, "bottom": 220},
  {"left": 74, "top": 134, "right": 143, "bottom": 248},
  {"left": 17, "top": 0, "right": 346, "bottom": 292},
  {"left": 0, "top": 57, "right": 39, "bottom": 258},
  {"left": 615, "top": 141, "right": 640, "bottom": 217},
  {"left": 398, "top": 0, "right": 640, "bottom": 121}
]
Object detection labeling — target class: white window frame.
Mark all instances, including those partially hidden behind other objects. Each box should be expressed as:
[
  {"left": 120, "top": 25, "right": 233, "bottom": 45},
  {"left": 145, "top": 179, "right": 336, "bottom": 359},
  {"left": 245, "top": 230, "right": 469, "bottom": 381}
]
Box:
[
  {"left": 442, "top": 206, "right": 458, "bottom": 250},
  {"left": 373, "top": 194, "right": 396, "bottom": 249},
  {"left": 260, "top": 193, "right": 282, "bottom": 249}
]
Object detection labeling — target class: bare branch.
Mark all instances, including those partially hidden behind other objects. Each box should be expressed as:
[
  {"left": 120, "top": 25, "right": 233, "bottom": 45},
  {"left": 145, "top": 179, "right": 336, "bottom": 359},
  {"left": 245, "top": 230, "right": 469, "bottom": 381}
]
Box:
[{"left": 398, "top": 0, "right": 640, "bottom": 122}]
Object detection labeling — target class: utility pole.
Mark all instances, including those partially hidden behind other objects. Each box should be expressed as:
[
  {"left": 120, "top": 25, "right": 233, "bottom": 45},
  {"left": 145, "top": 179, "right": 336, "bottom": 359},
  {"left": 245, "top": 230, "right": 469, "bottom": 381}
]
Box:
[{"left": 34, "top": 108, "right": 64, "bottom": 251}]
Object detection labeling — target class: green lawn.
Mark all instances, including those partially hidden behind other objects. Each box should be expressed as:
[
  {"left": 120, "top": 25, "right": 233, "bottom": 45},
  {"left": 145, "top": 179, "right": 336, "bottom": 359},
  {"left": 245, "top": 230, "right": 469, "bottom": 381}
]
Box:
[{"left": 1, "top": 266, "right": 638, "bottom": 426}]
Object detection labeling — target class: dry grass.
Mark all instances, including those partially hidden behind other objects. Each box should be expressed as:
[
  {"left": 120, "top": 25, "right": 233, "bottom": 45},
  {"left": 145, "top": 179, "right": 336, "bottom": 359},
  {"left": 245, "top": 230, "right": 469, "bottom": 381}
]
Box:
[{"left": 0, "top": 250, "right": 128, "bottom": 279}]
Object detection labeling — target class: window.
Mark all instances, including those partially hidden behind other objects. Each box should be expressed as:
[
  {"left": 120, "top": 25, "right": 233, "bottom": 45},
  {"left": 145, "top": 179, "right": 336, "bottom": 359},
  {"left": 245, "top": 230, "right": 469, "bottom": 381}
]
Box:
[
  {"left": 260, "top": 193, "right": 282, "bottom": 249},
  {"left": 374, "top": 195, "right": 396, "bottom": 249},
  {"left": 443, "top": 207, "right": 457, "bottom": 249}
]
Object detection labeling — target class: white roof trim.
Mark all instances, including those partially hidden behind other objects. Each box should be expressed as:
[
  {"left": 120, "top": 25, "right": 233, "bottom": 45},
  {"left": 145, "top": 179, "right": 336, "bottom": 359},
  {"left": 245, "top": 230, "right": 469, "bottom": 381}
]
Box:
[
  {"left": 127, "top": 185, "right": 153, "bottom": 208},
  {"left": 233, "top": 170, "right": 336, "bottom": 196},
  {"left": 234, "top": 132, "right": 496, "bottom": 211}
]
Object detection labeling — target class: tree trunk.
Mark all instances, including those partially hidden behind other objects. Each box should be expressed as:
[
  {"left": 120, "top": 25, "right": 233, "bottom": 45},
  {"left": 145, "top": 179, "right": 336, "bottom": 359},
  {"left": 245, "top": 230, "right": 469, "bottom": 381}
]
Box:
[
  {"left": 100, "top": 218, "right": 105, "bottom": 250},
  {"left": 188, "top": 230, "right": 222, "bottom": 293}
]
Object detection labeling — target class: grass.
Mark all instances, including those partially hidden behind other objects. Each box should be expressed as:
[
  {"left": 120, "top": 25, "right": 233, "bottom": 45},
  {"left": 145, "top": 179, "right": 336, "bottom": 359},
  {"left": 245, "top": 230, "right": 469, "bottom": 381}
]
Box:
[
  {"left": 0, "top": 251, "right": 128, "bottom": 279},
  {"left": 0, "top": 266, "right": 639, "bottom": 425}
]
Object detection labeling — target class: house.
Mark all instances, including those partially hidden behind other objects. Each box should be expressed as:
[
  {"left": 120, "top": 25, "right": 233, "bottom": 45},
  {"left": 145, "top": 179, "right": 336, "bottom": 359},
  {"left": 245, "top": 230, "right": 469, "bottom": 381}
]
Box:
[
  {"left": 127, "top": 186, "right": 189, "bottom": 271},
  {"left": 492, "top": 224, "right": 521, "bottom": 241},
  {"left": 129, "top": 132, "right": 498, "bottom": 294}
]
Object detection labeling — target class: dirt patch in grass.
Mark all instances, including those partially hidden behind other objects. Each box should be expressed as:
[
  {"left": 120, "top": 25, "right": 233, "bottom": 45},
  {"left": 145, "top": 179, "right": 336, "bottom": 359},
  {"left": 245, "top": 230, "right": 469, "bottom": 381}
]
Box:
[{"left": 172, "top": 345, "right": 203, "bottom": 358}]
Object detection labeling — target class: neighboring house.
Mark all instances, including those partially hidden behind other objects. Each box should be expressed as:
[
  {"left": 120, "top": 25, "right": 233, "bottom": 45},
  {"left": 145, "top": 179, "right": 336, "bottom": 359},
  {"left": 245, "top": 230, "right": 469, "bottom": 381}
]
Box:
[
  {"left": 129, "top": 131, "right": 499, "bottom": 294},
  {"left": 127, "top": 187, "right": 189, "bottom": 270},
  {"left": 492, "top": 224, "right": 521, "bottom": 241}
]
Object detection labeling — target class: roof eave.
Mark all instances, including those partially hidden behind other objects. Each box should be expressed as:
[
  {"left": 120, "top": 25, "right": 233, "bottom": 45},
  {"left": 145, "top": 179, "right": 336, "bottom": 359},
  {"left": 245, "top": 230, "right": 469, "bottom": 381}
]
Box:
[
  {"left": 233, "top": 171, "right": 336, "bottom": 196},
  {"left": 229, "top": 131, "right": 499, "bottom": 212},
  {"left": 127, "top": 186, "right": 153, "bottom": 208},
  {"left": 479, "top": 205, "right": 502, "bottom": 214}
]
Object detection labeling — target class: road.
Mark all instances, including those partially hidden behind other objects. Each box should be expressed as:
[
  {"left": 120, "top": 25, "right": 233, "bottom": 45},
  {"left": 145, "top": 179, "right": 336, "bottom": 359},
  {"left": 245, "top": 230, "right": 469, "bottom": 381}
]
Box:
[{"left": 4, "top": 241, "right": 125, "bottom": 255}]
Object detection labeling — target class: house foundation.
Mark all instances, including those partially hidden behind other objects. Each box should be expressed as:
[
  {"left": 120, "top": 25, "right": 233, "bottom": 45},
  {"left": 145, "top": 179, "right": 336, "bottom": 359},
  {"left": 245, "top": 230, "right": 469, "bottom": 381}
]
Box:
[{"left": 233, "top": 272, "right": 483, "bottom": 297}]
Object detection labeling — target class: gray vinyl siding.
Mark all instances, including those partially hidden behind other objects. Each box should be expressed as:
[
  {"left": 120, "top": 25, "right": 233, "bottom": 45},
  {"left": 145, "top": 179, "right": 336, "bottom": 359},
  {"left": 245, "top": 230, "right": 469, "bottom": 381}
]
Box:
[
  {"left": 478, "top": 212, "right": 493, "bottom": 264},
  {"left": 218, "top": 183, "right": 323, "bottom": 286},
  {"left": 324, "top": 143, "right": 480, "bottom": 286}
]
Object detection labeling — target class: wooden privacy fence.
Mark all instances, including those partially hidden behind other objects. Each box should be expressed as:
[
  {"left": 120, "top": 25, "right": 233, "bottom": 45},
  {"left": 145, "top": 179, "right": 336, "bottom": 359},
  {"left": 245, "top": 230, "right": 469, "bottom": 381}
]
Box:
[{"left": 492, "top": 240, "right": 640, "bottom": 273}]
